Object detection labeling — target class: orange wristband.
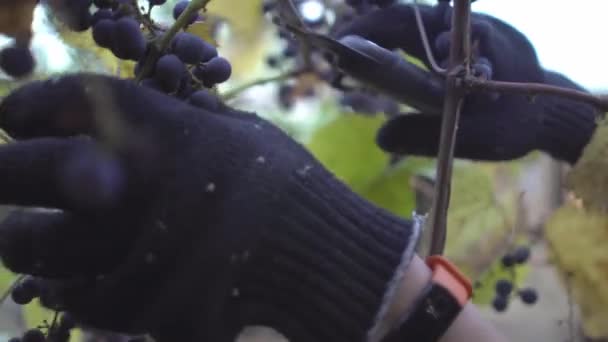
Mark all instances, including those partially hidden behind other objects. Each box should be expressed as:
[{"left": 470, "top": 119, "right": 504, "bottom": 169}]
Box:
[{"left": 381, "top": 255, "right": 473, "bottom": 342}]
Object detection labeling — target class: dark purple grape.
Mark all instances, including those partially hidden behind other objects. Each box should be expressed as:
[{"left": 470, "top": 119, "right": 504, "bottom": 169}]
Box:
[
  {"left": 513, "top": 246, "right": 531, "bottom": 264},
  {"left": 92, "top": 19, "right": 115, "bottom": 49},
  {"left": 173, "top": 1, "right": 198, "bottom": 24},
  {"left": 495, "top": 279, "right": 513, "bottom": 297},
  {"left": 112, "top": 17, "right": 146, "bottom": 61},
  {"left": 492, "top": 295, "right": 508, "bottom": 312},
  {"left": 188, "top": 90, "right": 219, "bottom": 110},
  {"left": 266, "top": 55, "right": 280, "bottom": 68},
  {"left": 172, "top": 32, "right": 217, "bottom": 64},
  {"left": 22, "top": 329, "right": 45, "bottom": 342},
  {"left": 58, "top": 0, "right": 94, "bottom": 32},
  {"left": 519, "top": 288, "right": 538, "bottom": 305},
  {"left": 59, "top": 312, "right": 77, "bottom": 330},
  {"left": 92, "top": 9, "right": 113, "bottom": 25},
  {"left": 501, "top": 253, "right": 515, "bottom": 268},
  {"left": 148, "top": 0, "right": 167, "bottom": 5},
  {"left": 11, "top": 284, "right": 35, "bottom": 305},
  {"left": 199, "top": 56, "right": 232, "bottom": 87},
  {"left": 0, "top": 46, "right": 35, "bottom": 78},
  {"left": 262, "top": 0, "right": 276, "bottom": 13},
  {"left": 154, "top": 54, "right": 186, "bottom": 92}
]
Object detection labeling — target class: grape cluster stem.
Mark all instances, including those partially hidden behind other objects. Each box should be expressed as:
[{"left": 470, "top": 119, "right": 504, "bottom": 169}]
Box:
[{"left": 135, "top": 0, "right": 212, "bottom": 82}]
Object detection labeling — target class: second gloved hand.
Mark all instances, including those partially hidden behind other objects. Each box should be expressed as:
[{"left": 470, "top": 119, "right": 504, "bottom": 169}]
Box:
[{"left": 334, "top": 3, "right": 599, "bottom": 164}]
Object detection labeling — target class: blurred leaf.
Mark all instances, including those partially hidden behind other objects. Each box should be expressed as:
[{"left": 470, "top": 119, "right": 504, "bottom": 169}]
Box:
[
  {"left": 567, "top": 116, "right": 608, "bottom": 212},
  {"left": 58, "top": 28, "right": 135, "bottom": 78},
  {"left": 546, "top": 204, "right": 608, "bottom": 339},
  {"left": 306, "top": 114, "right": 388, "bottom": 193},
  {"left": 0, "top": 0, "right": 36, "bottom": 42},
  {"left": 206, "top": 0, "right": 268, "bottom": 79},
  {"left": 361, "top": 157, "right": 433, "bottom": 219}
]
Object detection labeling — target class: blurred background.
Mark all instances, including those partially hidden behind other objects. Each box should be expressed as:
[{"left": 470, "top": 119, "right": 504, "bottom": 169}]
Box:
[{"left": 0, "top": 0, "right": 607, "bottom": 341}]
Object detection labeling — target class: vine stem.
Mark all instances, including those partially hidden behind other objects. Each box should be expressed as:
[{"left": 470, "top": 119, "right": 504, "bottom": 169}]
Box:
[
  {"left": 426, "top": 0, "right": 472, "bottom": 255},
  {"left": 222, "top": 68, "right": 308, "bottom": 100},
  {"left": 465, "top": 77, "right": 608, "bottom": 112},
  {"left": 135, "top": 0, "right": 212, "bottom": 82}
]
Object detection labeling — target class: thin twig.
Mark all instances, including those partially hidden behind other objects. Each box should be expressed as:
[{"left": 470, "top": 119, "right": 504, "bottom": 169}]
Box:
[
  {"left": 427, "top": 0, "right": 472, "bottom": 256},
  {"left": 222, "top": 68, "right": 308, "bottom": 100},
  {"left": 465, "top": 77, "right": 608, "bottom": 113},
  {"left": 135, "top": 0, "right": 212, "bottom": 82},
  {"left": 412, "top": 2, "right": 447, "bottom": 75}
]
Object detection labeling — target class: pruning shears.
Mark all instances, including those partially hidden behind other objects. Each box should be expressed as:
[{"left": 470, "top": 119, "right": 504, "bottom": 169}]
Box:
[{"left": 275, "top": 0, "right": 445, "bottom": 115}]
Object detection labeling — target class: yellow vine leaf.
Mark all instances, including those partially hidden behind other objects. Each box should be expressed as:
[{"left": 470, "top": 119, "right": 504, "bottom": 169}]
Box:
[
  {"left": 567, "top": 115, "right": 608, "bottom": 211},
  {"left": 545, "top": 204, "right": 608, "bottom": 339},
  {"left": 58, "top": 27, "right": 135, "bottom": 78}
]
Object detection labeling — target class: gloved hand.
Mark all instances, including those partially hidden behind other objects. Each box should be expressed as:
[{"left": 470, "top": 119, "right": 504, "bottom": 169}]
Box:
[
  {"left": 334, "top": 3, "right": 599, "bottom": 164},
  {"left": 0, "top": 74, "right": 416, "bottom": 342}
]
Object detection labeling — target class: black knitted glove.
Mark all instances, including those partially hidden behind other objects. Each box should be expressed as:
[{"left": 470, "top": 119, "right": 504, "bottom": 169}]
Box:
[
  {"left": 335, "top": 3, "right": 598, "bottom": 164},
  {"left": 0, "top": 74, "right": 417, "bottom": 342}
]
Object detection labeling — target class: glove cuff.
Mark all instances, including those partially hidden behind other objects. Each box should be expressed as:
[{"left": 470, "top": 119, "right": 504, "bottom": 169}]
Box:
[
  {"left": 537, "top": 72, "right": 598, "bottom": 164},
  {"left": 231, "top": 166, "right": 420, "bottom": 342}
]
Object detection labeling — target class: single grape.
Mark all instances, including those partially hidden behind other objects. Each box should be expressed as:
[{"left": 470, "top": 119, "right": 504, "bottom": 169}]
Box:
[
  {"left": 266, "top": 55, "right": 280, "bottom": 68},
  {"left": 519, "top": 288, "right": 538, "bottom": 305},
  {"left": 22, "top": 329, "right": 45, "bottom": 342},
  {"left": 92, "top": 19, "right": 116, "bottom": 49},
  {"left": 92, "top": 9, "right": 113, "bottom": 25},
  {"left": 513, "top": 246, "right": 531, "bottom": 264},
  {"left": 173, "top": 1, "right": 198, "bottom": 24},
  {"left": 112, "top": 17, "right": 147, "bottom": 61},
  {"left": 148, "top": 0, "right": 167, "bottom": 5},
  {"left": 494, "top": 279, "right": 513, "bottom": 297},
  {"left": 0, "top": 46, "right": 35, "bottom": 78},
  {"left": 199, "top": 56, "right": 232, "bottom": 87},
  {"left": 188, "top": 90, "right": 219, "bottom": 110},
  {"left": 154, "top": 54, "right": 186, "bottom": 92},
  {"left": 501, "top": 253, "right": 515, "bottom": 268},
  {"left": 491, "top": 295, "right": 508, "bottom": 312},
  {"left": 278, "top": 84, "right": 294, "bottom": 109},
  {"left": 59, "top": 312, "right": 77, "bottom": 330},
  {"left": 58, "top": 0, "right": 94, "bottom": 32},
  {"left": 11, "top": 284, "right": 36, "bottom": 305},
  {"left": 262, "top": 0, "right": 276, "bottom": 13},
  {"left": 172, "top": 32, "right": 217, "bottom": 64}
]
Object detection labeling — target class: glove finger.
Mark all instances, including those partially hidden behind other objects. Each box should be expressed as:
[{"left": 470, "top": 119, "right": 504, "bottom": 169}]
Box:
[
  {"left": 0, "top": 137, "right": 126, "bottom": 211},
  {"left": 333, "top": 3, "right": 450, "bottom": 61},
  {"left": 376, "top": 113, "right": 533, "bottom": 161},
  {"left": 0, "top": 73, "right": 186, "bottom": 141},
  {"left": 0, "top": 209, "right": 134, "bottom": 277}
]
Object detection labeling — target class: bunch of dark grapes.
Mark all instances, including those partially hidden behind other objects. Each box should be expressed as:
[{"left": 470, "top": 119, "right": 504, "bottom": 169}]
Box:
[
  {"left": 491, "top": 245, "right": 539, "bottom": 313},
  {"left": 7, "top": 277, "right": 75, "bottom": 342},
  {"left": 47, "top": 0, "right": 232, "bottom": 108},
  {"left": 261, "top": 0, "right": 401, "bottom": 115}
]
